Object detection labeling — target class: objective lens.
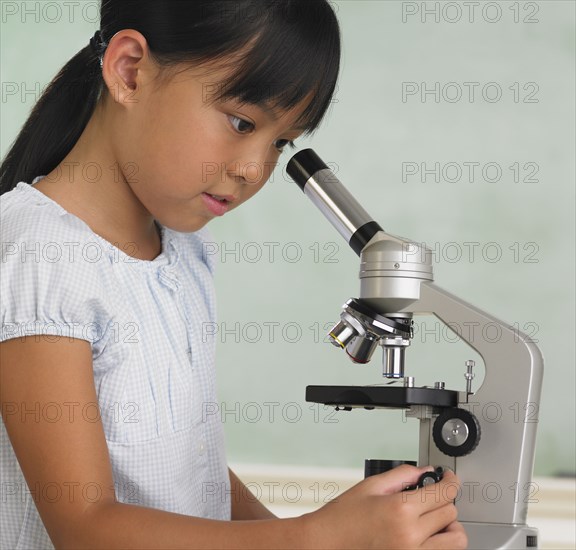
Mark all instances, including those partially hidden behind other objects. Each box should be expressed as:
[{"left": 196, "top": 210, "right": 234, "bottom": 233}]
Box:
[
  {"left": 346, "top": 335, "right": 379, "bottom": 364},
  {"left": 382, "top": 346, "right": 405, "bottom": 378},
  {"left": 328, "top": 321, "right": 357, "bottom": 348}
]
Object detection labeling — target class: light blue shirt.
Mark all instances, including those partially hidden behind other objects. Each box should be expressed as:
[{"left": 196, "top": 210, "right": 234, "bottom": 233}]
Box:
[{"left": 0, "top": 180, "right": 231, "bottom": 549}]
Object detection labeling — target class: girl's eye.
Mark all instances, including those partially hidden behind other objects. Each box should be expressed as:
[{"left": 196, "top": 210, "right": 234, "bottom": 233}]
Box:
[
  {"left": 274, "top": 139, "right": 296, "bottom": 152},
  {"left": 228, "top": 115, "right": 254, "bottom": 134}
]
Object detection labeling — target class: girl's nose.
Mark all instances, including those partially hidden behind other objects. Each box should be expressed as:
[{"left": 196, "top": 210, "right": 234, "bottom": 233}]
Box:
[
  {"left": 226, "top": 147, "right": 274, "bottom": 185},
  {"left": 226, "top": 162, "right": 264, "bottom": 185}
]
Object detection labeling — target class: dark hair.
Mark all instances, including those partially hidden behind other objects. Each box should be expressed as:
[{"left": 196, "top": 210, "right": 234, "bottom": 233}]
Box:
[{"left": 0, "top": 0, "right": 341, "bottom": 195}]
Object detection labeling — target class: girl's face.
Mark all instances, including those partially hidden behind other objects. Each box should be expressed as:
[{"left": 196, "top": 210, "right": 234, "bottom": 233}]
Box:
[{"left": 106, "top": 49, "right": 308, "bottom": 233}]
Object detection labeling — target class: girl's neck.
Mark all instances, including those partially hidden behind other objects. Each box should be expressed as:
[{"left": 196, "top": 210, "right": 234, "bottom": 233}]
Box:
[{"left": 33, "top": 105, "right": 162, "bottom": 261}]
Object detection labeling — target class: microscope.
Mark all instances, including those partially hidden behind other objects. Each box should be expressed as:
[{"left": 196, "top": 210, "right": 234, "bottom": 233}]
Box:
[{"left": 287, "top": 150, "right": 544, "bottom": 550}]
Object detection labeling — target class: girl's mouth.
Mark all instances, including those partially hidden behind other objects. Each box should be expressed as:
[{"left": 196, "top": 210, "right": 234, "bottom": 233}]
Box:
[{"left": 202, "top": 193, "right": 232, "bottom": 216}]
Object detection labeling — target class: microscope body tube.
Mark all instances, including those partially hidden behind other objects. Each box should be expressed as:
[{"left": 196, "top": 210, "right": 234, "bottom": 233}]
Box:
[{"left": 287, "top": 149, "right": 383, "bottom": 255}]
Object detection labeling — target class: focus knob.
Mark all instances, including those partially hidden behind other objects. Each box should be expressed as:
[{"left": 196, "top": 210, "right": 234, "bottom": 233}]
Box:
[{"left": 433, "top": 408, "right": 480, "bottom": 457}]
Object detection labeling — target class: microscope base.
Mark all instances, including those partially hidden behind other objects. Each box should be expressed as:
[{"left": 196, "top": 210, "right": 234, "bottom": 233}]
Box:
[{"left": 462, "top": 522, "right": 538, "bottom": 549}]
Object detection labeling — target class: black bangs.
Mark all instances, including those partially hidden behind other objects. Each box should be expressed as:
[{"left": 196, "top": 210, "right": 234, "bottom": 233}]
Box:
[{"left": 208, "top": 2, "right": 341, "bottom": 134}]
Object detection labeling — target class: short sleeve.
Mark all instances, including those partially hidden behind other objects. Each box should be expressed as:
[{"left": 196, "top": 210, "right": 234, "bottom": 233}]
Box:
[{"left": 1, "top": 206, "right": 115, "bottom": 348}]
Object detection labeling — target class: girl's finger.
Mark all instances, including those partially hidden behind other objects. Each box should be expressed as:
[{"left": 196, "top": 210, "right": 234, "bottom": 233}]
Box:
[
  {"left": 368, "top": 464, "right": 435, "bottom": 495},
  {"left": 418, "top": 502, "right": 459, "bottom": 539},
  {"left": 399, "top": 470, "right": 460, "bottom": 514},
  {"left": 422, "top": 520, "right": 468, "bottom": 550}
]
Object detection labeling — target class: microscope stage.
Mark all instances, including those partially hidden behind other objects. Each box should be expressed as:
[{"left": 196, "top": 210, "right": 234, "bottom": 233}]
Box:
[{"left": 306, "top": 385, "right": 458, "bottom": 410}]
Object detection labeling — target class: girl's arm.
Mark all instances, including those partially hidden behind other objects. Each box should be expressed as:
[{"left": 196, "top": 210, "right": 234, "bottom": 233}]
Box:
[
  {"left": 229, "top": 468, "right": 277, "bottom": 520},
  {"left": 0, "top": 336, "right": 301, "bottom": 549},
  {"left": 0, "top": 336, "right": 466, "bottom": 550}
]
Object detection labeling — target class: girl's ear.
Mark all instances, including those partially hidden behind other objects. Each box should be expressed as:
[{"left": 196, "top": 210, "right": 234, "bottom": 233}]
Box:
[{"left": 101, "top": 29, "right": 154, "bottom": 107}]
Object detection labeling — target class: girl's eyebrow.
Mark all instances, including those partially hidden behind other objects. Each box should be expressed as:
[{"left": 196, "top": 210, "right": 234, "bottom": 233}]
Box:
[{"left": 256, "top": 103, "right": 307, "bottom": 132}]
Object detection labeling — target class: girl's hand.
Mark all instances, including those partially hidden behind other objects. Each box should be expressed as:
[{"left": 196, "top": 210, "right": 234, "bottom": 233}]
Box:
[{"left": 300, "top": 464, "right": 467, "bottom": 550}]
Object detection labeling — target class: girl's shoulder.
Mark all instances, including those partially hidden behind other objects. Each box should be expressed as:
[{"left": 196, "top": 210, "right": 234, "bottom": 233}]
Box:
[
  {"left": 1, "top": 181, "right": 98, "bottom": 245},
  {"left": 0, "top": 182, "right": 117, "bottom": 346}
]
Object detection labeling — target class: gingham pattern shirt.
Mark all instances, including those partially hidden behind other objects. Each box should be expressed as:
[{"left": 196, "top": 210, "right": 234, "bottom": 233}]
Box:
[{"left": 0, "top": 179, "right": 231, "bottom": 549}]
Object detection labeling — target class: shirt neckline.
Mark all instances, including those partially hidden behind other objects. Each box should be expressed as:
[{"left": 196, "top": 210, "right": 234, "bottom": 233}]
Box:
[{"left": 16, "top": 179, "right": 178, "bottom": 270}]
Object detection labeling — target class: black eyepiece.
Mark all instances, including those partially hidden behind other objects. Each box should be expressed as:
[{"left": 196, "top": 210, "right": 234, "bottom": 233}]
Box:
[{"left": 287, "top": 149, "right": 329, "bottom": 191}]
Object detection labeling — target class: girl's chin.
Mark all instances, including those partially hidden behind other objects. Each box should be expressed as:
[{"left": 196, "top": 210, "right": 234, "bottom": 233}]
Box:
[{"left": 155, "top": 215, "right": 210, "bottom": 234}]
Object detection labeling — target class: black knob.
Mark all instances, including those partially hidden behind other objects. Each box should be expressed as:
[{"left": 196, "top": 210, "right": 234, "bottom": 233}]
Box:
[
  {"left": 403, "top": 467, "right": 445, "bottom": 491},
  {"left": 433, "top": 408, "right": 481, "bottom": 457}
]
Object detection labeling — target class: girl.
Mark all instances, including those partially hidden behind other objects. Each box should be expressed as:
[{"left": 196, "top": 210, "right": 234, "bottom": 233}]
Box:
[{"left": 0, "top": 1, "right": 466, "bottom": 548}]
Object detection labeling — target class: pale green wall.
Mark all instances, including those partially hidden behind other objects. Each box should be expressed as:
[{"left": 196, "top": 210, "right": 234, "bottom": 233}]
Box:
[{"left": 1, "top": 1, "right": 574, "bottom": 476}]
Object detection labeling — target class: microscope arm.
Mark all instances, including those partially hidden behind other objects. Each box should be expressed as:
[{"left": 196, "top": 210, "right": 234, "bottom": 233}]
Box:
[{"left": 402, "top": 282, "right": 544, "bottom": 525}]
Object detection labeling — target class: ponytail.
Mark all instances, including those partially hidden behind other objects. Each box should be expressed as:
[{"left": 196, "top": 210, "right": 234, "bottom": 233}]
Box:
[{"left": 0, "top": 42, "right": 104, "bottom": 195}]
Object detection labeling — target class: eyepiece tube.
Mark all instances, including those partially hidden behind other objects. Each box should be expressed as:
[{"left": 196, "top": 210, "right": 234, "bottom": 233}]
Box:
[
  {"left": 287, "top": 149, "right": 384, "bottom": 255},
  {"left": 286, "top": 149, "right": 328, "bottom": 191}
]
